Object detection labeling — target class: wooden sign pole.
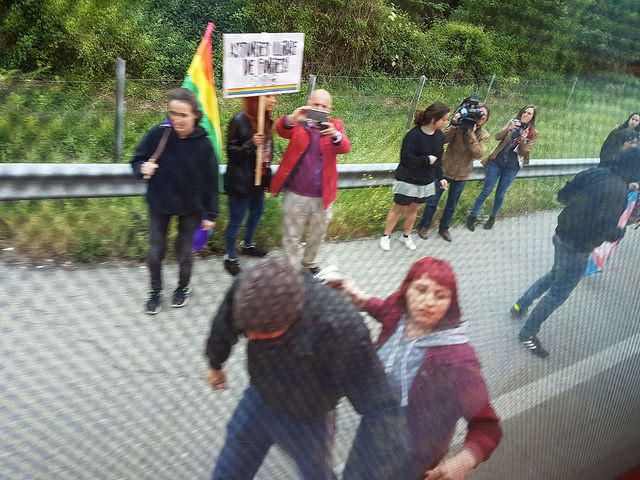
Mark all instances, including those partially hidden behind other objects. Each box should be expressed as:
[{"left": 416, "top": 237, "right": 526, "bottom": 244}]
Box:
[{"left": 255, "top": 95, "right": 266, "bottom": 186}]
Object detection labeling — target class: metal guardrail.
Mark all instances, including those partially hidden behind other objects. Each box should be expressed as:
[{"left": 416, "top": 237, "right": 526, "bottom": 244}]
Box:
[{"left": 0, "top": 159, "right": 599, "bottom": 201}]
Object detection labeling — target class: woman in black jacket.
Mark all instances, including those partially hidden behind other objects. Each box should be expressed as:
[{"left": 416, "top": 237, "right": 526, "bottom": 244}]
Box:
[
  {"left": 223, "top": 95, "right": 276, "bottom": 276},
  {"left": 599, "top": 112, "right": 640, "bottom": 168},
  {"left": 379, "top": 102, "right": 450, "bottom": 252}
]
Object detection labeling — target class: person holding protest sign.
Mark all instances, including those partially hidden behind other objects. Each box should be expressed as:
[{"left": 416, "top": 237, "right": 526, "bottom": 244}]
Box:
[
  {"left": 206, "top": 257, "right": 415, "bottom": 480},
  {"left": 379, "top": 102, "right": 450, "bottom": 252},
  {"left": 222, "top": 95, "right": 276, "bottom": 276},
  {"left": 270, "top": 89, "right": 351, "bottom": 274},
  {"left": 131, "top": 88, "right": 219, "bottom": 314},
  {"left": 417, "top": 104, "right": 490, "bottom": 242},
  {"left": 511, "top": 148, "right": 640, "bottom": 358},
  {"left": 466, "top": 105, "right": 537, "bottom": 231}
]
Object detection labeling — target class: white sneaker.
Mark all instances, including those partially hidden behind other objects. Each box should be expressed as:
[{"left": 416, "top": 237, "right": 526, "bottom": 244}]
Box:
[
  {"left": 399, "top": 234, "right": 416, "bottom": 251},
  {"left": 379, "top": 235, "right": 391, "bottom": 251}
]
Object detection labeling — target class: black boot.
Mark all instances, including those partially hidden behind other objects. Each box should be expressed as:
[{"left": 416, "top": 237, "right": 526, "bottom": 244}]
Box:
[
  {"left": 466, "top": 215, "right": 477, "bottom": 232},
  {"left": 484, "top": 216, "right": 496, "bottom": 230}
]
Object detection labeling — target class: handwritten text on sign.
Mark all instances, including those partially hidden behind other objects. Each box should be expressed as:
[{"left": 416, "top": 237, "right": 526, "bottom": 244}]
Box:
[{"left": 223, "top": 33, "right": 305, "bottom": 98}]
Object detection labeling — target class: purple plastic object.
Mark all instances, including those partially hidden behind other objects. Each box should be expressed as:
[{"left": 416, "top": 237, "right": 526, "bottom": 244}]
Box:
[{"left": 192, "top": 228, "right": 213, "bottom": 252}]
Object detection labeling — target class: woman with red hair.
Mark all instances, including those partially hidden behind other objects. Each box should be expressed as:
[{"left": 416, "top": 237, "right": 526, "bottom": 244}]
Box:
[
  {"left": 341, "top": 257, "right": 501, "bottom": 480},
  {"left": 223, "top": 95, "right": 276, "bottom": 276}
]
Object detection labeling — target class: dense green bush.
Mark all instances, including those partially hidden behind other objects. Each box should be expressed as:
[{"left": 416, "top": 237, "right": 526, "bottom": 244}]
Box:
[{"left": 0, "top": 0, "right": 156, "bottom": 77}]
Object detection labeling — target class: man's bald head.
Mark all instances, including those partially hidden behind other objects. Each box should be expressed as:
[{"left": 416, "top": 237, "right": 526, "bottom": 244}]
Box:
[{"left": 308, "top": 89, "right": 333, "bottom": 112}]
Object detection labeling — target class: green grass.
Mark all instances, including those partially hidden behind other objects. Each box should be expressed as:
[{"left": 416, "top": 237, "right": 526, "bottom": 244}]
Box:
[{"left": 0, "top": 73, "right": 638, "bottom": 262}]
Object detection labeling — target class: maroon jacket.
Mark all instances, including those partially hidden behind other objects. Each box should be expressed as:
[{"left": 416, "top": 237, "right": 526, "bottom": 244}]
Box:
[
  {"left": 364, "top": 293, "right": 502, "bottom": 469},
  {"left": 270, "top": 116, "right": 351, "bottom": 209}
]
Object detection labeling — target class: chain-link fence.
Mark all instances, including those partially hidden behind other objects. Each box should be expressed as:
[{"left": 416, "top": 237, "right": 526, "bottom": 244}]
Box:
[{"left": 2, "top": 72, "right": 640, "bottom": 479}]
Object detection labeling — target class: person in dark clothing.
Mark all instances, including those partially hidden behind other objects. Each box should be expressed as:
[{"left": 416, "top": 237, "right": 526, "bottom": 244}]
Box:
[
  {"left": 379, "top": 102, "right": 450, "bottom": 252},
  {"left": 466, "top": 105, "right": 537, "bottom": 231},
  {"left": 511, "top": 148, "right": 640, "bottom": 358},
  {"left": 131, "top": 88, "right": 219, "bottom": 314},
  {"left": 206, "top": 257, "right": 416, "bottom": 480},
  {"left": 223, "top": 95, "right": 276, "bottom": 276},
  {"left": 599, "top": 112, "right": 640, "bottom": 168}
]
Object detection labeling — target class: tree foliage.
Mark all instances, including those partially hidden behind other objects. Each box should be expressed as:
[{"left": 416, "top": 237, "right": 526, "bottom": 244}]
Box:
[
  {"left": 0, "top": 0, "right": 155, "bottom": 76},
  {"left": 1, "top": 0, "right": 639, "bottom": 79}
]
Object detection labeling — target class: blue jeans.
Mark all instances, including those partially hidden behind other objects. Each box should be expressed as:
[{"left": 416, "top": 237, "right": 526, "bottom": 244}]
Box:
[
  {"left": 518, "top": 235, "right": 591, "bottom": 336},
  {"left": 470, "top": 160, "right": 518, "bottom": 218},
  {"left": 225, "top": 192, "right": 265, "bottom": 259},
  {"left": 212, "top": 385, "right": 336, "bottom": 480},
  {"left": 419, "top": 179, "right": 467, "bottom": 231}
]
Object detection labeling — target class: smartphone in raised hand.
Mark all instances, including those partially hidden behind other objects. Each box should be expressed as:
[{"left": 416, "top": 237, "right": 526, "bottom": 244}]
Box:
[{"left": 306, "top": 108, "right": 329, "bottom": 123}]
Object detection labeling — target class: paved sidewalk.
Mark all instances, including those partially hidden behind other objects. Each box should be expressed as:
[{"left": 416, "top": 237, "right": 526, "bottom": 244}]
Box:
[{"left": 2, "top": 210, "right": 640, "bottom": 479}]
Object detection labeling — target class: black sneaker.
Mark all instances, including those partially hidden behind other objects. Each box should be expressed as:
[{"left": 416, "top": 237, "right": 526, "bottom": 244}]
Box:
[
  {"left": 240, "top": 241, "right": 268, "bottom": 257},
  {"left": 145, "top": 291, "right": 161, "bottom": 315},
  {"left": 306, "top": 266, "right": 321, "bottom": 275},
  {"left": 510, "top": 303, "right": 527, "bottom": 319},
  {"left": 484, "top": 216, "right": 496, "bottom": 230},
  {"left": 466, "top": 215, "right": 477, "bottom": 232},
  {"left": 518, "top": 333, "right": 549, "bottom": 358},
  {"left": 171, "top": 286, "right": 190, "bottom": 308},
  {"left": 224, "top": 257, "right": 241, "bottom": 276}
]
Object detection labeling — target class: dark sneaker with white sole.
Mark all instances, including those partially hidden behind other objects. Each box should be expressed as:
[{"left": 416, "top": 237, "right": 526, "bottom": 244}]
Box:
[
  {"left": 518, "top": 333, "right": 549, "bottom": 358},
  {"left": 224, "top": 257, "right": 241, "bottom": 276},
  {"left": 145, "top": 291, "right": 161, "bottom": 315},
  {"left": 240, "top": 241, "right": 268, "bottom": 257},
  {"left": 171, "top": 286, "right": 190, "bottom": 308}
]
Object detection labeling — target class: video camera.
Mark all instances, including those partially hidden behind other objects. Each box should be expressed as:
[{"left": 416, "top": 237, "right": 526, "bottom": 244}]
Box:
[{"left": 452, "top": 93, "right": 485, "bottom": 130}]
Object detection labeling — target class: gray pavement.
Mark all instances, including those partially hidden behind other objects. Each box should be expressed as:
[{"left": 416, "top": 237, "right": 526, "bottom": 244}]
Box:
[{"left": 1, "top": 210, "right": 639, "bottom": 479}]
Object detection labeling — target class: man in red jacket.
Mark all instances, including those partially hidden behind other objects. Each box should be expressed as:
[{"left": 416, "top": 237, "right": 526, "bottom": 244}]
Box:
[{"left": 270, "top": 89, "right": 351, "bottom": 274}]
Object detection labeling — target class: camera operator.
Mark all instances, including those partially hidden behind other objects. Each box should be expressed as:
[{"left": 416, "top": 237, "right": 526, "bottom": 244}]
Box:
[
  {"left": 466, "top": 105, "right": 537, "bottom": 231},
  {"left": 417, "top": 101, "right": 490, "bottom": 242}
]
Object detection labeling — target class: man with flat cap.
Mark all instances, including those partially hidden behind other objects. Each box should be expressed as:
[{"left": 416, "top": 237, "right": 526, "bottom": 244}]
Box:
[{"left": 205, "top": 257, "right": 416, "bottom": 480}]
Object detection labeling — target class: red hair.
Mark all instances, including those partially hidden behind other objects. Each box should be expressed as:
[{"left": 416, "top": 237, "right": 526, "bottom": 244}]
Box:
[
  {"left": 243, "top": 96, "right": 273, "bottom": 137},
  {"left": 396, "top": 257, "right": 462, "bottom": 330}
]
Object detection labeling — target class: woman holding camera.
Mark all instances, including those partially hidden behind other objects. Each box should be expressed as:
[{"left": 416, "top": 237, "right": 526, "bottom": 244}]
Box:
[
  {"left": 466, "top": 105, "right": 537, "bottom": 231},
  {"left": 222, "top": 95, "right": 276, "bottom": 276},
  {"left": 599, "top": 112, "right": 640, "bottom": 168},
  {"left": 417, "top": 105, "right": 490, "bottom": 242},
  {"left": 380, "top": 102, "right": 450, "bottom": 251}
]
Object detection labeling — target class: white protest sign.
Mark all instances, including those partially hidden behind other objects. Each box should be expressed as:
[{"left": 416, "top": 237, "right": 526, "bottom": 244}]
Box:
[{"left": 223, "top": 32, "right": 305, "bottom": 98}]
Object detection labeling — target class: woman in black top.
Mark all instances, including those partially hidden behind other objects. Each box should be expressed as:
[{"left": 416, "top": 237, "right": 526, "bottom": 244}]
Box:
[
  {"left": 223, "top": 95, "right": 276, "bottom": 276},
  {"left": 379, "top": 102, "right": 450, "bottom": 252},
  {"left": 599, "top": 112, "right": 640, "bottom": 168}
]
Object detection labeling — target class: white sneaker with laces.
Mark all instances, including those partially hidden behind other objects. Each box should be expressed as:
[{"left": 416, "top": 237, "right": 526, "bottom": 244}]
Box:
[
  {"left": 399, "top": 234, "right": 416, "bottom": 251},
  {"left": 379, "top": 235, "right": 391, "bottom": 251}
]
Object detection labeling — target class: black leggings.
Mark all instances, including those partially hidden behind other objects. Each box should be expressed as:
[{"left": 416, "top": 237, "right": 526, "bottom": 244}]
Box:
[{"left": 147, "top": 209, "right": 201, "bottom": 292}]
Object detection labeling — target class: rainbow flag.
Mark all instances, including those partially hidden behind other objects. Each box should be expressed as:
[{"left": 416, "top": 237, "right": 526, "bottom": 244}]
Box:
[{"left": 182, "top": 22, "right": 223, "bottom": 162}]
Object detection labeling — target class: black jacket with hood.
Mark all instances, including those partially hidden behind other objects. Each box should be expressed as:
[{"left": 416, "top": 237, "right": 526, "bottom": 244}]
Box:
[
  {"left": 224, "top": 112, "right": 273, "bottom": 197},
  {"left": 556, "top": 150, "right": 640, "bottom": 251},
  {"left": 131, "top": 124, "right": 219, "bottom": 220}
]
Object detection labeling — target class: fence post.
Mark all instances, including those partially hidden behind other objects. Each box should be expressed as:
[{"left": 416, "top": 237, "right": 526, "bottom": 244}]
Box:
[
  {"left": 565, "top": 76, "right": 578, "bottom": 109},
  {"left": 115, "top": 58, "right": 126, "bottom": 162},
  {"left": 406, "top": 75, "right": 426, "bottom": 131},
  {"left": 484, "top": 73, "right": 496, "bottom": 103},
  {"left": 307, "top": 75, "right": 317, "bottom": 101}
]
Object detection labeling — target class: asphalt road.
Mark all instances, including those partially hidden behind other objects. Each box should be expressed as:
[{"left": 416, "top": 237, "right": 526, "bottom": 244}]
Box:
[{"left": 1, "top": 210, "right": 639, "bottom": 479}]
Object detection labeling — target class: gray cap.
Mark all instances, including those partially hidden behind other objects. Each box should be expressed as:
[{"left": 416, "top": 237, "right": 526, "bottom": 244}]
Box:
[{"left": 232, "top": 257, "right": 305, "bottom": 333}]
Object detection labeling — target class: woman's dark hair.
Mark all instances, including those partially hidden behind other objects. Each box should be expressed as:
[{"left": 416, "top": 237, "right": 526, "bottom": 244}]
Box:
[
  {"left": 396, "top": 257, "right": 462, "bottom": 330},
  {"left": 516, "top": 105, "right": 537, "bottom": 139},
  {"left": 414, "top": 101, "right": 450, "bottom": 127},
  {"left": 243, "top": 96, "right": 273, "bottom": 137},
  {"left": 168, "top": 88, "right": 202, "bottom": 124},
  {"left": 618, "top": 112, "right": 640, "bottom": 131}
]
